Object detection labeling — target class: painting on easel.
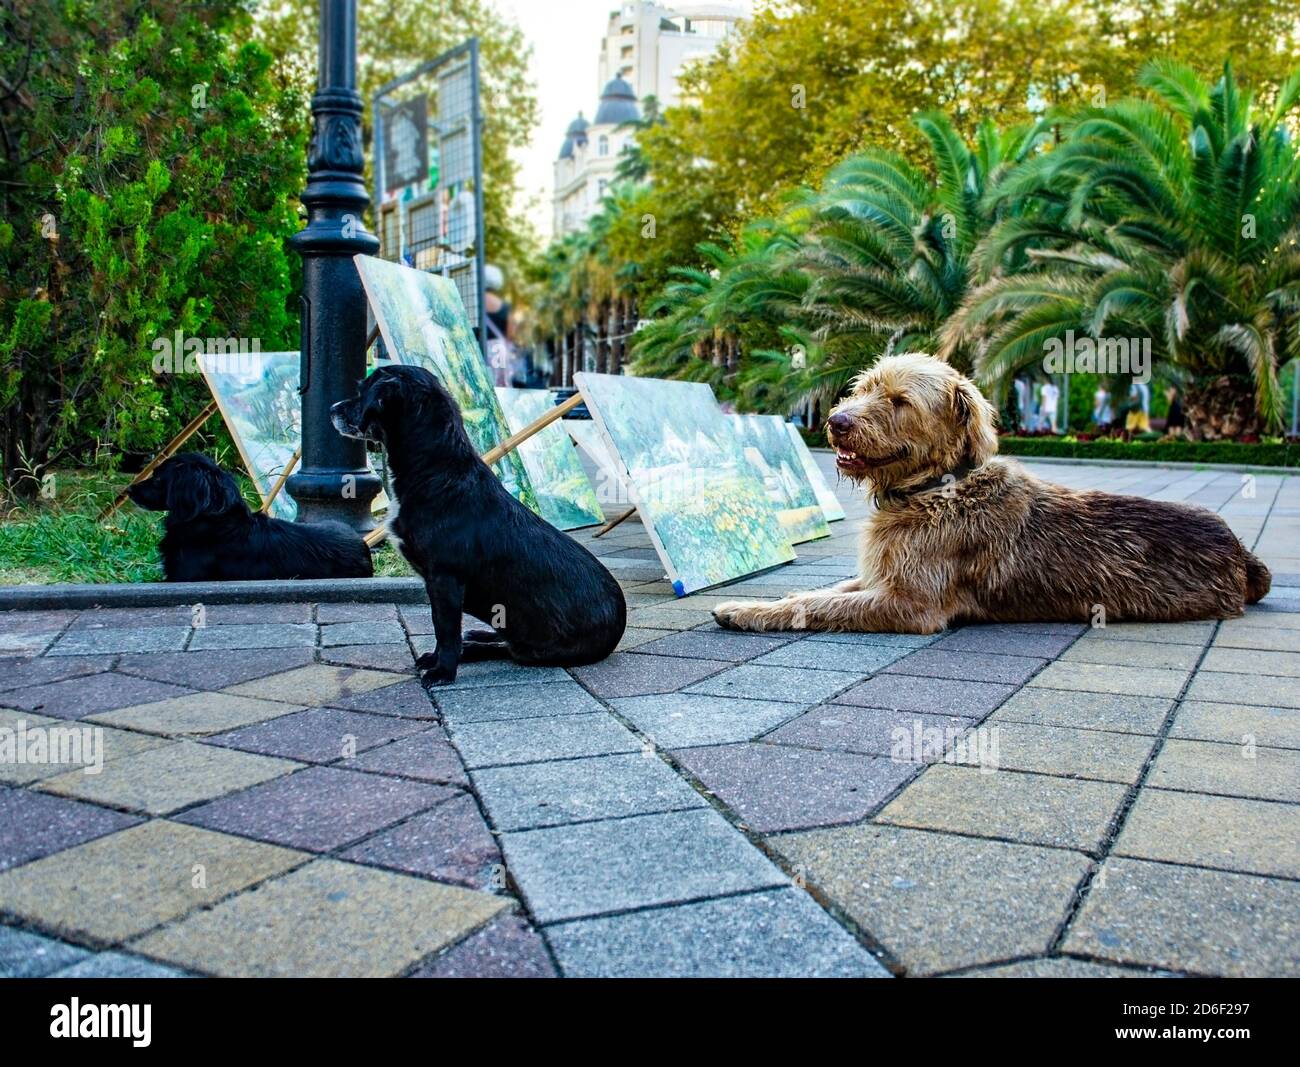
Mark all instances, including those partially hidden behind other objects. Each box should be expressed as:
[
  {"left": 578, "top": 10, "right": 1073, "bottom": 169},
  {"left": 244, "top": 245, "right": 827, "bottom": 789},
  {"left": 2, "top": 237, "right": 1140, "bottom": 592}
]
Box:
[
  {"left": 785, "top": 422, "right": 845, "bottom": 522},
  {"left": 574, "top": 372, "right": 794, "bottom": 596},
  {"left": 199, "top": 351, "right": 388, "bottom": 521},
  {"left": 730, "top": 413, "right": 830, "bottom": 544},
  {"left": 198, "top": 350, "right": 301, "bottom": 520},
  {"left": 354, "top": 254, "right": 539, "bottom": 515},
  {"left": 496, "top": 388, "right": 603, "bottom": 530}
]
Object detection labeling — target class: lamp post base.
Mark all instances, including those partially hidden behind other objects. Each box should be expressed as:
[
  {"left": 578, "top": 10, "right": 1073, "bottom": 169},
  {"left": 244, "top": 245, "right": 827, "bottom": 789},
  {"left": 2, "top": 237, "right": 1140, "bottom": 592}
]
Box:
[{"left": 285, "top": 468, "right": 382, "bottom": 532}]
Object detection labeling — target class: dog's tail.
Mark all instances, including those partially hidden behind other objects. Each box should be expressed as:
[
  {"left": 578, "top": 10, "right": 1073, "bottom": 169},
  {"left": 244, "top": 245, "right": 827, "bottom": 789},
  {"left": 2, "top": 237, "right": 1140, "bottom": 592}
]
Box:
[{"left": 1244, "top": 552, "right": 1271, "bottom": 604}]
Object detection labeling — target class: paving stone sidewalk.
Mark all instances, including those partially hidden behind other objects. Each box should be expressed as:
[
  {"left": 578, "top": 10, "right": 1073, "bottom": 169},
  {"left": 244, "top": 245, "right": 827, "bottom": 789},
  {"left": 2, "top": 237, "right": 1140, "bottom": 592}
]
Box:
[{"left": 1, "top": 458, "right": 1297, "bottom": 977}]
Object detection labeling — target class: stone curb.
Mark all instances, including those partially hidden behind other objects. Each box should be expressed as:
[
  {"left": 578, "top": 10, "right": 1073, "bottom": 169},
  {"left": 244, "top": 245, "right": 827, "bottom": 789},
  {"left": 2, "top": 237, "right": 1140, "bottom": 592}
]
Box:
[
  {"left": 0, "top": 576, "right": 429, "bottom": 611},
  {"left": 3, "top": 573, "right": 1292, "bottom": 611}
]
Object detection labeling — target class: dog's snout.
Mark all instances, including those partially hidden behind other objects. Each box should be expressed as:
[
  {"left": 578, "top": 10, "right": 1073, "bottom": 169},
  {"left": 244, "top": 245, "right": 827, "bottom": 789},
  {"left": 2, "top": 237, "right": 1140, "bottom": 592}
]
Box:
[{"left": 827, "top": 412, "right": 853, "bottom": 435}]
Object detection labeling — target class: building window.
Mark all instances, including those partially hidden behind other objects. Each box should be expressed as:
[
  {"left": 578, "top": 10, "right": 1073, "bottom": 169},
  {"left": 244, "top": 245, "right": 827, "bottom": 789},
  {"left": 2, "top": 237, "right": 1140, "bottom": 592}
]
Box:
[
  {"left": 598, "top": 179, "right": 608, "bottom": 199},
  {"left": 598, "top": 134, "right": 609, "bottom": 156},
  {"left": 621, "top": 45, "right": 633, "bottom": 58}
]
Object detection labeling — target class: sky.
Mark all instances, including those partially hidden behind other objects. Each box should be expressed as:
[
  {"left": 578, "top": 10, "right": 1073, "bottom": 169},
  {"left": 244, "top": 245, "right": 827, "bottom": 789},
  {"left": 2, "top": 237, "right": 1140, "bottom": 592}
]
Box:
[
  {"left": 493, "top": 0, "right": 630, "bottom": 238},
  {"left": 493, "top": 0, "right": 753, "bottom": 240}
]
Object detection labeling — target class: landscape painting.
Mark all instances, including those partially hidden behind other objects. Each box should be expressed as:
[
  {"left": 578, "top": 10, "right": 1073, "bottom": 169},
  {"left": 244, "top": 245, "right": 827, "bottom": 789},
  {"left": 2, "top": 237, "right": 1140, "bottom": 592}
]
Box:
[
  {"left": 496, "top": 388, "right": 603, "bottom": 530},
  {"left": 355, "top": 254, "right": 539, "bottom": 514},
  {"left": 785, "top": 422, "right": 846, "bottom": 522},
  {"left": 198, "top": 350, "right": 301, "bottom": 521},
  {"left": 574, "top": 372, "right": 794, "bottom": 596},
  {"left": 731, "top": 413, "right": 830, "bottom": 543},
  {"left": 200, "top": 351, "right": 389, "bottom": 521}
]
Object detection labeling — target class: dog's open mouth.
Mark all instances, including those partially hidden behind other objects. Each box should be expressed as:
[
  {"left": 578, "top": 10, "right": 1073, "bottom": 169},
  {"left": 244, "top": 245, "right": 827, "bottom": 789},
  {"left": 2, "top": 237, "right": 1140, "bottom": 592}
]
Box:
[{"left": 834, "top": 446, "right": 906, "bottom": 473}]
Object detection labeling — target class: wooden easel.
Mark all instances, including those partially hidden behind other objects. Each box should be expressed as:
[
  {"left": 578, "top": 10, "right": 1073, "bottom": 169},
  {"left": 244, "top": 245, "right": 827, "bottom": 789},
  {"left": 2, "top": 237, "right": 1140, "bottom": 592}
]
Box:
[
  {"left": 259, "top": 448, "right": 301, "bottom": 515},
  {"left": 593, "top": 505, "right": 636, "bottom": 537},
  {"left": 363, "top": 391, "right": 584, "bottom": 549}
]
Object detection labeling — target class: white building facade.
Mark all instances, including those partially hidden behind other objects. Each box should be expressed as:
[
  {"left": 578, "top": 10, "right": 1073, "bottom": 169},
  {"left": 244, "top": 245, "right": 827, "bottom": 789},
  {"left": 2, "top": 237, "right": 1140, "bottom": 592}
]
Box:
[{"left": 552, "top": 2, "right": 743, "bottom": 237}]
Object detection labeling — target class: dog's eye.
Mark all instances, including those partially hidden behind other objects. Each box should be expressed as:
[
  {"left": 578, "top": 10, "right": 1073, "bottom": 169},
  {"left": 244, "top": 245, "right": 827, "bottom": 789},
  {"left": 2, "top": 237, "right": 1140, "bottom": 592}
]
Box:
[{"left": 891, "top": 395, "right": 909, "bottom": 407}]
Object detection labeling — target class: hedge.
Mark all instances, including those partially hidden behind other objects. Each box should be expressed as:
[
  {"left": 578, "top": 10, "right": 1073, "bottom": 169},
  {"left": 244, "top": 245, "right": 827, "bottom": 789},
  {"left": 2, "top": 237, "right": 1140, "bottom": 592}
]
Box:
[
  {"left": 995, "top": 436, "right": 1297, "bottom": 468},
  {"left": 799, "top": 428, "right": 1297, "bottom": 469}
]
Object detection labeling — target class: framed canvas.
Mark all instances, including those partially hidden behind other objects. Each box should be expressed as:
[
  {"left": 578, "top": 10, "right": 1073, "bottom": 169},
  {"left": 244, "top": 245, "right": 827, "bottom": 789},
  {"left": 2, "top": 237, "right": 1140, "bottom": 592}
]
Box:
[
  {"left": 784, "top": 422, "right": 846, "bottom": 522},
  {"left": 200, "top": 350, "right": 389, "bottom": 521},
  {"left": 354, "top": 254, "right": 539, "bottom": 514},
  {"left": 495, "top": 387, "right": 603, "bottom": 530},
  {"left": 197, "top": 350, "right": 302, "bottom": 521},
  {"left": 573, "top": 372, "right": 794, "bottom": 596},
  {"left": 730, "top": 413, "right": 831, "bottom": 544}
]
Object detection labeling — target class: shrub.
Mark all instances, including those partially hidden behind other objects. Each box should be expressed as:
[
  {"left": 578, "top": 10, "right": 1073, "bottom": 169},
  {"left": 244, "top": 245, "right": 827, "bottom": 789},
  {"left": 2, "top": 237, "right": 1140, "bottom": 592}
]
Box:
[
  {"left": 996, "top": 435, "right": 1297, "bottom": 468},
  {"left": 0, "top": 0, "right": 306, "bottom": 497}
]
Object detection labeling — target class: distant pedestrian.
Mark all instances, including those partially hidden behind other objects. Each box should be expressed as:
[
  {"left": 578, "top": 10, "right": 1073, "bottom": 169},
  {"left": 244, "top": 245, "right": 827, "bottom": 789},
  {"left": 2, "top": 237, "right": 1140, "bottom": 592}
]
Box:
[
  {"left": 1126, "top": 380, "right": 1151, "bottom": 433},
  {"left": 1014, "top": 377, "right": 1033, "bottom": 432},
  {"left": 1165, "top": 385, "right": 1186, "bottom": 433},
  {"left": 1092, "top": 384, "right": 1113, "bottom": 428},
  {"left": 1039, "top": 380, "right": 1060, "bottom": 433},
  {"left": 483, "top": 264, "right": 519, "bottom": 387}
]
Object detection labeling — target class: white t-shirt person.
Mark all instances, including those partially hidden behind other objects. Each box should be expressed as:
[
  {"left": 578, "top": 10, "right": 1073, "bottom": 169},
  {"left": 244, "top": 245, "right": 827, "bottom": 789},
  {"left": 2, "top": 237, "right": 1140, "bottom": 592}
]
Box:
[{"left": 1039, "top": 381, "right": 1060, "bottom": 433}]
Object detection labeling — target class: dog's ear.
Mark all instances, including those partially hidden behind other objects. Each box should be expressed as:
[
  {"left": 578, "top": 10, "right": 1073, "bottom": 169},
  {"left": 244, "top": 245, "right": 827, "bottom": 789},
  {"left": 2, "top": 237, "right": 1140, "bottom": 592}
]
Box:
[
  {"left": 951, "top": 376, "right": 999, "bottom": 466},
  {"left": 359, "top": 378, "right": 391, "bottom": 436},
  {"left": 165, "top": 460, "right": 244, "bottom": 522}
]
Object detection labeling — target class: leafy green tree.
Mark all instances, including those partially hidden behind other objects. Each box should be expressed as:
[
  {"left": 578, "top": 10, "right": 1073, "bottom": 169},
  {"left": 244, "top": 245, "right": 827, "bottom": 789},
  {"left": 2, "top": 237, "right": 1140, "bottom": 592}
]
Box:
[
  {"left": 943, "top": 61, "right": 1300, "bottom": 438},
  {"left": 622, "top": 0, "right": 1146, "bottom": 302},
  {"left": 0, "top": 0, "right": 306, "bottom": 495},
  {"left": 577, "top": 0, "right": 1300, "bottom": 331},
  {"left": 1087, "top": 0, "right": 1300, "bottom": 92}
]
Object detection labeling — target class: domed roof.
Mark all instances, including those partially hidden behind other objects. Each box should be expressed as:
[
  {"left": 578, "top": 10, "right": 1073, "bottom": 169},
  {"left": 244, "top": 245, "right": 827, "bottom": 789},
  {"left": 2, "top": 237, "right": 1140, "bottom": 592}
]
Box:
[
  {"left": 593, "top": 77, "right": 639, "bottom": 127},
  {"left": 558, "top": 112, "right": 589, "bottom": 160}
]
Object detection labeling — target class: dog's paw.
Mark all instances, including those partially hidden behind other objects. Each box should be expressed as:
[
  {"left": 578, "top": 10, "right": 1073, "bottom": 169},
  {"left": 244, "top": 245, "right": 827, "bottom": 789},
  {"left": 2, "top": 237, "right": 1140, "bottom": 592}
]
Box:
[
  {"left": 420, "top": 665, "right": 457, "bottom": 689},
  {"left": 712, "top": 600, "right": 775, "bottom": 632},
  {"left": 462, "top": 629, "right": 500, "bottom": 644},
  {"left": 415, "top": 651, "right": 440, "bottom": 670}
]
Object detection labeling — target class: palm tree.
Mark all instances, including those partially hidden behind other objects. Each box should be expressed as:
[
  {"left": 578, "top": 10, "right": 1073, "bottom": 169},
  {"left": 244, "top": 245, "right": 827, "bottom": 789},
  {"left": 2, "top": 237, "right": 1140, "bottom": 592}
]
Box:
[
  {"left": 943, "top": 61, "right": 1300, "bottom": 438},
  {"left": 529, "top": 232, "right": 589, "bottom": 382},
  {"left": 632, "top": 112, "right": 1047, "bottom": 418},
  {"left": 631, "top": 224, "right": 808, "bottom": 402},
  {"left": 795, "top": 112, "right": 1049, "bottom": 377},
  {"left": 530, "top": 186, "right": 647, "bottom": 381}
]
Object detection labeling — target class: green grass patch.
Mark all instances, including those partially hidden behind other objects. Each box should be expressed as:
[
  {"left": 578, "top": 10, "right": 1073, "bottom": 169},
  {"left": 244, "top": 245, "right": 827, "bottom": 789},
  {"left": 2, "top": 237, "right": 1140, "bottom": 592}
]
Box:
[{"left": 1, "top": 470, "right": 164, "bottom": 585}]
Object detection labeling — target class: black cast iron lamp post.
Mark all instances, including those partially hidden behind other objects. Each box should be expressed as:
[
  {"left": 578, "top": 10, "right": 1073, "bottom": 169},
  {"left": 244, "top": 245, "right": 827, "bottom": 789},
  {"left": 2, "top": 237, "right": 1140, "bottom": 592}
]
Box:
[{"left": 287, "top": 0, "right": 382, "bottom": 531}]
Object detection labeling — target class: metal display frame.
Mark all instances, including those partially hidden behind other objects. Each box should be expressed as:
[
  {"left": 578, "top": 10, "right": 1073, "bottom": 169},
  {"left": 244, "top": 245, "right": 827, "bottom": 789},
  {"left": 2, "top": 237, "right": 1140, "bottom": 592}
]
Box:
[{"left": 371, "top": 38, "right": 487, "bottom": 345}]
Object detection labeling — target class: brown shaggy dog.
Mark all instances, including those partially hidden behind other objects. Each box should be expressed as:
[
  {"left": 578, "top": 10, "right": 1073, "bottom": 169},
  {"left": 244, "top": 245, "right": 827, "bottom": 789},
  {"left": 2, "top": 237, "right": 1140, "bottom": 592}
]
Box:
[{"left": 713, "top": 353, "right": 1270, "bottom": 634}]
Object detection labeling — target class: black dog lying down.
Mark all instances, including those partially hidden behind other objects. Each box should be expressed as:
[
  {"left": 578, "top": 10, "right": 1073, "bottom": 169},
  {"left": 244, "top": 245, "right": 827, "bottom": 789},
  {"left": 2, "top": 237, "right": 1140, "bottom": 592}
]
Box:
[
  {"left": 129, "top": 453, "right": 374, "bottom": 582},
  {"left": 331, "top": 365, "right": 626, "bottom": 687}
]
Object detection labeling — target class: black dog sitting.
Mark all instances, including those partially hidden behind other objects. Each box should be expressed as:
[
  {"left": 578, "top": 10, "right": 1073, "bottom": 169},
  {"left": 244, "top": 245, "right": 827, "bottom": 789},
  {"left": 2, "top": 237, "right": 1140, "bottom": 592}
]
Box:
[
  {"left": 128, "top": 453, "right": 374, "bottom": 582},
  {"left": 331, "top": 365, "right": 626, "bottom": 687}
]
